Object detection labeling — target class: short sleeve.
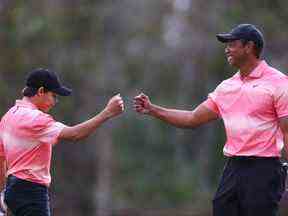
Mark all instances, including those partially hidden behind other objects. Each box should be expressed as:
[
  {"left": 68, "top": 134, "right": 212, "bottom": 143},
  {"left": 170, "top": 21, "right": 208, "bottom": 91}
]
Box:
[
  {"left": 0, "top": 120, "right": 4, "bottom": 157},
  {"left": 274, "top": 79, "right": 288, "bottom": 118},
  {"left": 202, "top": 97, "right": 221, "bottom": 116},
  {"left": 202, "top": 81, "right": 224, "bottom": 117},
  {"left": 32, "top": 113, "right": 66, "bottom": 145}
]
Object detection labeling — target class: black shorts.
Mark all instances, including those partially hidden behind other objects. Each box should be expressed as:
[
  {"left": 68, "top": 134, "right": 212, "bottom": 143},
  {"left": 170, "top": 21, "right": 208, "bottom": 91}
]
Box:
[
  {"left": 213, "top": 157, "right": 287, "bottom": 216},
  {"left": 4, "top": 175, "right": 51, "bottom": 216}
]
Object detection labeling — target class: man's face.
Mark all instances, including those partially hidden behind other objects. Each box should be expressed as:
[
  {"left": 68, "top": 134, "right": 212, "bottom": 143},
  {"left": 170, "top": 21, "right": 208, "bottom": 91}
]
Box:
[
  {"left": 225, "top": 40, "right": 248, "bottom": 68},
  {"left": 38, "top": 91, "right": 58, "bottom": 113}
]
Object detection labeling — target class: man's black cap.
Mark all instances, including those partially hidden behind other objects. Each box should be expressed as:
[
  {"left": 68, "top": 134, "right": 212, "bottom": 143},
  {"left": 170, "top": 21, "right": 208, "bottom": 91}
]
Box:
[
  {"left": 216, "top": 24, "right": 264, "bottom": 49},
  {"left": 26, "top": 69, "right": 72, "bottom": 96}
]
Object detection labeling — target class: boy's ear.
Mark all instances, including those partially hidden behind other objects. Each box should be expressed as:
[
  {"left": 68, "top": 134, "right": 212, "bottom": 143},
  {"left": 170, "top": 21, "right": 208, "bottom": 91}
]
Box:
[{"left": 37, "top": 87, "right": 45, "bottom": 96}]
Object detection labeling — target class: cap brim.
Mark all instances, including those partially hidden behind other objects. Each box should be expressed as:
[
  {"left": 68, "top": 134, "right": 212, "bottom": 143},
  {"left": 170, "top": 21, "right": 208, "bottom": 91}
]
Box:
[
  {"left": 52, "top": 86, "right": 72, "bottom": 96},
  {"left": 216, "top": 33, "right": 239, "bottom": 43}
]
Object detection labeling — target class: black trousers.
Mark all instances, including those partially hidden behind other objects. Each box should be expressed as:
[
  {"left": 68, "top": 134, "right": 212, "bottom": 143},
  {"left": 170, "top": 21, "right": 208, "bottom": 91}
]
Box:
[
  {"left": 213, "top": 157, "right": 287, "bottom": 216},
  {"left": 4, "top": 175, "right": 51, "bottom": 216}
]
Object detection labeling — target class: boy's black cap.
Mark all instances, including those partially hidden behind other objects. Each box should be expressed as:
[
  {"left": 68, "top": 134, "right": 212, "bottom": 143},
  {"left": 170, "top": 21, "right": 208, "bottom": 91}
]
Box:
[
  {"left": 26, "top": 69, "right": 72, "bottom": 96},
  {"left": 216, "top": 24, "right": 264, "bottom": 49}
]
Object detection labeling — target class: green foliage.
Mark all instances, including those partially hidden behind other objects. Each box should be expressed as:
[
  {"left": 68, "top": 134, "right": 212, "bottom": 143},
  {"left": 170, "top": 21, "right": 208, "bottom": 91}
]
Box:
[{"left": 0, "top": 0, "right": 287, "bottom": 215}]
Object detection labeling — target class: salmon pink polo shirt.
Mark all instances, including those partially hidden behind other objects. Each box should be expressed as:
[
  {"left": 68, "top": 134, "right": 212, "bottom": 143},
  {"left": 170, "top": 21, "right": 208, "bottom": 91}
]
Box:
[
  {"left": 0, "top": 99, "right": 66, "bottom": 187},
  {"left": 204, "top": 61, "right": 288, "bottom": 157}
]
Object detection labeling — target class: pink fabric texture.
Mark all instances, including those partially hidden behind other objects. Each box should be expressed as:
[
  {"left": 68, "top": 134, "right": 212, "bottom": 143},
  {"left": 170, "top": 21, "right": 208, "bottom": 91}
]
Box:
[
  {"left": 204, "top": 61, "right": 288, "bottom": 157},
  {"left": 0, "top": 99, "right": 66, "bottom": 186}
]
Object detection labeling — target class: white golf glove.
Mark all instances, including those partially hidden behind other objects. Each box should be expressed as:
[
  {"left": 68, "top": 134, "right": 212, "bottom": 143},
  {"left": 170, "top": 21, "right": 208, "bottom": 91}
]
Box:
[{"left": 0, "top": 190, "right": 7, "bottom": 216}]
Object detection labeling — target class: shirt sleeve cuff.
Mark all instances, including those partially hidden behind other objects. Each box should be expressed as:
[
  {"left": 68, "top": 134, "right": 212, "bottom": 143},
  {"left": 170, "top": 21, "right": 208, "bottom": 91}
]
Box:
[
  {"left": 202, "top": 98, "right": 220, "bottom": 116},
  {"left": 52, "top": 122, "right": 67, "bottom": 145}
]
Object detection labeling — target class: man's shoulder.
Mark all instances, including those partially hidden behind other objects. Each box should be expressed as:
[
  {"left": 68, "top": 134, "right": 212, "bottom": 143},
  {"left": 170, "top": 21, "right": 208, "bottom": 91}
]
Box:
[
  {"left": 264, "top": 68, "right": 288, "bottom": 90},
  {"left": 265, "top": 64, "right": 287, "bottom": 80}
]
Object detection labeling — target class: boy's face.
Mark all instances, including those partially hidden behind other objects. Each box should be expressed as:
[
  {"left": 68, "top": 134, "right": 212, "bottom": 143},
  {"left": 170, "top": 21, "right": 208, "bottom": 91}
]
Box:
[{"left": 37, "top": 91, "right": 58, "bottom": 113}]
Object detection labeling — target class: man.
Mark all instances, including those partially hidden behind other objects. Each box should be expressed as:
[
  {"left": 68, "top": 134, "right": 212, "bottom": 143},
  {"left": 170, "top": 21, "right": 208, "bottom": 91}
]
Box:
[
  {"left": 134, "top": 24, "right": 288, "bottom": 216},
  {"left": 0, "top": 68, "right": 124, "bottom": 216}
]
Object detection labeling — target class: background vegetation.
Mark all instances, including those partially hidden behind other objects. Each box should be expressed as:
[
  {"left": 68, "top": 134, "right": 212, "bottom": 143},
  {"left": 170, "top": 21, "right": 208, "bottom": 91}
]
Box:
[{"left": 0, "top": 0, "right": 288, "bottom": 215}]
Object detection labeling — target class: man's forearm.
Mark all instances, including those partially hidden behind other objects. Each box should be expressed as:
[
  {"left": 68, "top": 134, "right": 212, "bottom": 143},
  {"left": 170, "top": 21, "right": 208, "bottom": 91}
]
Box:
[
  {"left": 0, "top": 157, "right": 5, "bottom": 190},
  {"left": 284, "top": 134, "right": 288, "bottom": 159},
  {"left": 147, "top": 102, "right": 218, "bottom": 128},
  {"left": 149, "top": 104, "right": 196, "bottom": 128}
]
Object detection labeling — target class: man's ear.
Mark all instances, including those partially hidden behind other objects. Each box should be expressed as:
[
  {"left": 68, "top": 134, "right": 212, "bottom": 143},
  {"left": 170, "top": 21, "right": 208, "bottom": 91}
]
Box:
[
  {"left": 37, "top": 87, "right": 45, "bottom": 96},
  {"left": 245, "top": 41, "right": 254, "bottom": 54}
]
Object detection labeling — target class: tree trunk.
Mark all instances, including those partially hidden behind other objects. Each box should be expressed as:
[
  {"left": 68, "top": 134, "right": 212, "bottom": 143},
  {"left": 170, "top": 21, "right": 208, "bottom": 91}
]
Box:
[{"left": 94, "top": 129, "right": 114, "bottom": 216}]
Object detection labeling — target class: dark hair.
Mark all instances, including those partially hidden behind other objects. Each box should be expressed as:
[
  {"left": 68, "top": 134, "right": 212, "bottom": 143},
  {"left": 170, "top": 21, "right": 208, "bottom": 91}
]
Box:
[
  {"left": 240, "top": 39, "right": 262, "bottom": 58},
  {"left": 22, "top": 86, "right": 48, "bottom": 97}
]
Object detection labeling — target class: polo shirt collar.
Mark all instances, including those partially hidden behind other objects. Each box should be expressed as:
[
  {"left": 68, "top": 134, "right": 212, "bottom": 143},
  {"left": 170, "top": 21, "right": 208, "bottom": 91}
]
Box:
[
  {"left": 15, "top": 99, "right": 38, "bottom": 110},
  {"left": 248, "top": 60, "right": 268, "bottom": 78},
  {"left": 233, "top": 60, "right": 268, "bottom": 79}
]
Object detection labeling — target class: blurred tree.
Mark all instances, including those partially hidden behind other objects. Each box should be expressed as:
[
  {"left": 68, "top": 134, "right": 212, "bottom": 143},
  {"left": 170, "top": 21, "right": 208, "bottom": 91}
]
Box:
[{"left": 0, "top": 0, "right": 287, "bottom": 215}]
